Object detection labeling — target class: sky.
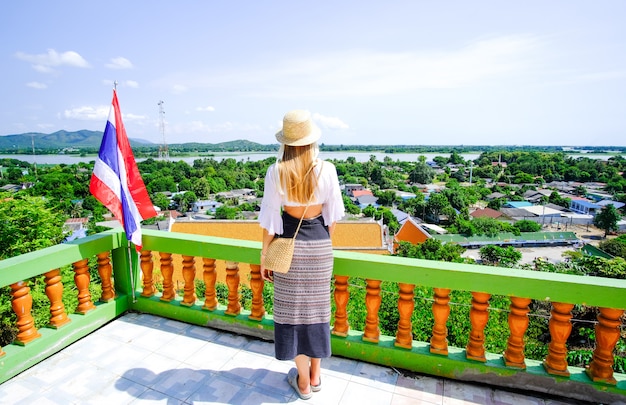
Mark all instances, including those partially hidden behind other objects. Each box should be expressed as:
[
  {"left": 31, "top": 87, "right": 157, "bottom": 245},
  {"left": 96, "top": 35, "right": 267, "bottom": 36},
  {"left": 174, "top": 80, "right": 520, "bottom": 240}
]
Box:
[{"left": 1, "top": 1, "right": 625, "bottom": 146}]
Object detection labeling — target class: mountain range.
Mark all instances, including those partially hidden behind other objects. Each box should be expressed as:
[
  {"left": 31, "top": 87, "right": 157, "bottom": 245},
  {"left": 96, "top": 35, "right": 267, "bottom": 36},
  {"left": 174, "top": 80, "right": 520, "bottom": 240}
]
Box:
[{"left": 0, "top": 130, "right": 268, "bottom": 151}]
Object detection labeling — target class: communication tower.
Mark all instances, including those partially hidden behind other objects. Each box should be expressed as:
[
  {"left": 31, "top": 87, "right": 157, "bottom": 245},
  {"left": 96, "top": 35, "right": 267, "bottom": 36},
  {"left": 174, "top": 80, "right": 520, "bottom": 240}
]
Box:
[{"left": 158, "top": 100, "right": 169, "bottom": 160}]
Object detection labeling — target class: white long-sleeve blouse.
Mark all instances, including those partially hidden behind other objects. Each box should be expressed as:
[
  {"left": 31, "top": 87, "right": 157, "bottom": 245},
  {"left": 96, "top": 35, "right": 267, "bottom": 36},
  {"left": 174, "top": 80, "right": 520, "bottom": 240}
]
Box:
[{"left": 258, "top": 159, "right": 345, "bottom": 235}]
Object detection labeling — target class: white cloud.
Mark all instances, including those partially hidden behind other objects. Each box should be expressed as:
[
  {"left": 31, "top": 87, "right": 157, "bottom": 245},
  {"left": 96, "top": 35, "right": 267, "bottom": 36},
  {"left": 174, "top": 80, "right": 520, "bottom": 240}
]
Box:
[
  {"left": 33, "top": 65, "right": 54, "bottom": 74},
  {"left": 125, "top": 80, "right": 139, "bottom": 88},
  {"left": 15, "top": 49, "right": 90, "bottom": 72},
  {"left": 105, "top": 57, "right": 133, "bottom": 69},
  {"left": 63, "top": 106, "right": 109, "bottom": 121},
  {"left": 63, "top": 105, "right": 146, "bottom": 122},
  {"left": 313, "top": 113, "right": 349, "bottom": 130},
  {"left": 123, "top": 113, "right": 147, "bottom": 122},
  {"left": 26, "top": 82, "right": 47, "bottom": 90},
  {"left": 196, "top": 106, "right": 215, "bottom": 112}
]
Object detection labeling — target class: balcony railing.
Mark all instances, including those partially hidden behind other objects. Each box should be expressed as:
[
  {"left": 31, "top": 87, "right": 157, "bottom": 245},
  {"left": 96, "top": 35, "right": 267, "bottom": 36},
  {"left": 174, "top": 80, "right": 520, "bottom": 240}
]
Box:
[{"left": 0, "top": 228, "right": 625, "bottom": 403}]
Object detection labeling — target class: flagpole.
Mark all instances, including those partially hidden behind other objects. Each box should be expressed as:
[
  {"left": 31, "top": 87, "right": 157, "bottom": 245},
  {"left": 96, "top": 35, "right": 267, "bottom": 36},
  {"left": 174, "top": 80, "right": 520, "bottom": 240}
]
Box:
[{"left": 127, "top": 244, "right": 137, "bottom": 303}]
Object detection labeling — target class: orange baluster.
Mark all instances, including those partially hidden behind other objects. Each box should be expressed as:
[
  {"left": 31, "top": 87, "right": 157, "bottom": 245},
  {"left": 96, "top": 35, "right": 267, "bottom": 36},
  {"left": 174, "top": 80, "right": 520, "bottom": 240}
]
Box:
[
  {"left": 140, "top": 249, "right": 156, "bottom": 297},
  {"left": 331, "top": 275, "right": 350, "bottom": 337},
  {"left": 586, "top": 307, "right": 625, "bottom": 385},
  {"left": 248, "top": 263, "right": 265, "bottom": 321},
  {"left": 363, "top": 279, "right": 381, "bottom": 343},
  {"left": 503, "top": 296, "right": 532, "bottom": 368},
  {"left": 543, "top": 302, "right": 575, "bottom": 376},
  {"left": 73, "top": 259, "right": 96, "bottom": 314},
  {"left": 181, "top": 255, "right": 197, "bottom": 306},
  {"left": 159, "top": 252, "right": 175, "bottom": 302},
  {"left": 224, "top": 261, "right": 241, "bottom": 316},
  {"left": 97, "top": 251, "right": 115, "bottom": 302},
  {"left": 430, "top": 288, "right": 451, "bottom": 355},
  {"left": 395, "top": 283, "right": 415, "bottom": 349},
  {"left": 466, "top": 291, "right": 491, "bottom": 362},
  {"left": 11, "top": 281, "right": 41, "bottom": 345},
  {"left": 44, "top": 269, "right": 70, "bottom": 328},
  {"left": 202, "top": 258, "right": 218, "bottom": 311},
  {"left": 0, "top": 344, "right": 4, "bottom": 357}
]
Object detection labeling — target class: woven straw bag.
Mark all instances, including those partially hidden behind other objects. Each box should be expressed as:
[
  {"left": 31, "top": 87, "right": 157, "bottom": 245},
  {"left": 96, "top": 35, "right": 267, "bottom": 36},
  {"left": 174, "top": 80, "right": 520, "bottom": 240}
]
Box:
[{"left": 264, "top": 237, "right": 296, "bottom": 273}]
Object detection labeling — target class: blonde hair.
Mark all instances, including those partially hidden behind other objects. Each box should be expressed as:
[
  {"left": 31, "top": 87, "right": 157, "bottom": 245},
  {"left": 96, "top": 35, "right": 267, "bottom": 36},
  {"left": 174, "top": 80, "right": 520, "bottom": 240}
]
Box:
[{"left": 276, "top": 143, "right": 319, "bottom": 203}]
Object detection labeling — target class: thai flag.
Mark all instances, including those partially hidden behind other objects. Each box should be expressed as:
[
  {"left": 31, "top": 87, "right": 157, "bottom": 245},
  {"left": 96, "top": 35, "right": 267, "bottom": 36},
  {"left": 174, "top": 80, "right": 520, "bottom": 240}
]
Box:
[{"left": 90, "top": 90, "right": 157, "bottom": 251}]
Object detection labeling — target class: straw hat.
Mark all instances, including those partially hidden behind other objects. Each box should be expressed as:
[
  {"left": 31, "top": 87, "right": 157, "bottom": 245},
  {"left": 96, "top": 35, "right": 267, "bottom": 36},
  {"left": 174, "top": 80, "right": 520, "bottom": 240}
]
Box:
[{"left": 275, "top": 110, "right": 321, "bottom": 146}]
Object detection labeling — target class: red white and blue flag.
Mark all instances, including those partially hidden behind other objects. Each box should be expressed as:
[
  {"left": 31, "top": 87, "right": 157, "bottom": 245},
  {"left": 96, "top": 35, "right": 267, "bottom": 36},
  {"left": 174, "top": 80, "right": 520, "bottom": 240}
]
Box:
[{"left": 90, "top": 90, "right": 157, "bottom": 251}]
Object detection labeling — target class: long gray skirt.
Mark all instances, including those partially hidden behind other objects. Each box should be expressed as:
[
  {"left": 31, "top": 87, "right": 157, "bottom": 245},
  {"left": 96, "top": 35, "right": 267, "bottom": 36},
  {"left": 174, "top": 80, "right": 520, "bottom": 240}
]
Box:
[{"left": 273, "top": 213, "right": 333, "bottom": 360}]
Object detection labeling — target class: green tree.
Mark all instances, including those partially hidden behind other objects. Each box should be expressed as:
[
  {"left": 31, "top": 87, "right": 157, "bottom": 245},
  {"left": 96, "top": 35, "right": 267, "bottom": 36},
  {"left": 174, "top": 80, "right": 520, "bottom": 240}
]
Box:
[
  {"left": 0, "top": 194, "right": 67, "bottom": 259},
  {"left": 7, "top": 167, "right": 24, "bottom": 182},
  {"left": 426, "top": 193, "right": 449, "bottom": 223},
  {"left": 215, "top": 205, "right": 237, "bottom": 219},
  {"left": 410, "top": 156, "right": 434, "bottom": 184},
  {"left": 178, "top": 178, "right": 192, "bottom": 192},
  {"left": 192, "top": 177, "right": 211, "bottom": 199},
  {"left": 479, "top": 245, "right": 522, "bottom": 267},
  {"left": 598, "top": 237, "right": 626, "bottom": 259},
  {"left": 395, "top": 239, "right": 465, "bottom": 262},
  {"left": 362, "top": 205, "right": 377, "bottom": 218},
  {"left": 152, "top": 193, "right": 171, "bottom": 211},
  {"left": 375, "top": 190, "right": 397, "bottom": 207},
  {"left": 472, "top": 217, "right": 501, "bottom": 237},
  {"left": 376, "top": 207, "right": 400, "bottom": 234},
  {"left": 514, "top": 219, "right": 542, "bottom": 233},
  {"left": 343, "top": 195, "right": 361, "bottom": 215},
  {"left": 593, "top": 205, "right": 622, "bottom": 237}
]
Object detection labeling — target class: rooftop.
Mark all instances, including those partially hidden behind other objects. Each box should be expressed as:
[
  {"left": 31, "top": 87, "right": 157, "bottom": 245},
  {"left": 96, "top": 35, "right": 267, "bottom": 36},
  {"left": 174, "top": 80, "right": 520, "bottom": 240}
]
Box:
[{"left": 0, "top": 312, "right": 580, "bottom": 405}]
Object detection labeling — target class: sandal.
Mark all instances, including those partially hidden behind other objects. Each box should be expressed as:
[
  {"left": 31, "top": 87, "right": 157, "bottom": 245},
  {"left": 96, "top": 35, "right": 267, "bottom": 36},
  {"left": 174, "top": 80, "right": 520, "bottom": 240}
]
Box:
[
  {"left": 311, "top": 377, "right": 322, "bottom": 392},
  {"left": 287, "top": 368, "right": 312, "bottom": 400}
]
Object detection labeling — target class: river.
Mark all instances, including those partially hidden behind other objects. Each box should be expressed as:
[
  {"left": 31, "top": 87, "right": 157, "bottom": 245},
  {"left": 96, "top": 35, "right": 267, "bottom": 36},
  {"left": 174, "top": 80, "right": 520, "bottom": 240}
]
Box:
[{"left": 0, "top": 151, "right": 620, "bottom": 165}]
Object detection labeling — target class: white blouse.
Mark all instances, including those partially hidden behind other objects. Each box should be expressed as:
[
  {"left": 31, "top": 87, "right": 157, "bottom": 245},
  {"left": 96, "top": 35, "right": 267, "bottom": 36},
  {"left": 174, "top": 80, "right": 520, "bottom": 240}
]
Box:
[{"left": 259, "top": 159, "right": 345, "bottom": 235}]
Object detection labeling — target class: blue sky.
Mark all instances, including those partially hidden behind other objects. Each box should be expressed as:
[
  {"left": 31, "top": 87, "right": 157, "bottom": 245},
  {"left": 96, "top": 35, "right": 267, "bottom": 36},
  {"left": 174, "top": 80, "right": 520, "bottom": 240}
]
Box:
[{"left": 2, "top": 1, "right": 625, "bottom": 146}]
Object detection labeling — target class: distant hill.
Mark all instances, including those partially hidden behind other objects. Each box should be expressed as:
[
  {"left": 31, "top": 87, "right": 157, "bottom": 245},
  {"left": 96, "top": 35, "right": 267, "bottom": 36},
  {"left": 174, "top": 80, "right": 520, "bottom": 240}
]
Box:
[
  {"left": 167, "top": 139, "right": 273, "bottom": 152},
  {"left": 0, "top": 130, "right": 154, "bottom": 150},
  {"left": 0, "top": 130, "right": 273, "bottom": 153}
]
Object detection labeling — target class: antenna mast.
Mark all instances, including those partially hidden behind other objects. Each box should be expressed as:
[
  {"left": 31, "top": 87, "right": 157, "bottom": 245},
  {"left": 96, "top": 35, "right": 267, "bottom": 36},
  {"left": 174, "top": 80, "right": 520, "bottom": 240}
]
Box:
[{"left": 158, "top": 100, "right": 169, "bottom": 160}]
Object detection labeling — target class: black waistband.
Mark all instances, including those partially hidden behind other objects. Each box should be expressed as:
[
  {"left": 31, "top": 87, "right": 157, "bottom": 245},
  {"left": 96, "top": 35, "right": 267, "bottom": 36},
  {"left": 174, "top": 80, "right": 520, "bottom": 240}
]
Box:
[{"left": 280, "top": 211, "right": 329, "bottom": 240}]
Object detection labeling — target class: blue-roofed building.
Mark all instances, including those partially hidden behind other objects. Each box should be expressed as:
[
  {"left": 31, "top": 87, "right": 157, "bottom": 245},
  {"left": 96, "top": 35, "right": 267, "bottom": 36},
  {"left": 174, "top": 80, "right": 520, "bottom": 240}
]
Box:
[
  {"left": 390, "top": 208, "right": 410, "bottom": 224},
  {"left": 503, "top": 201, "right": 533, "bottom": 208},
  {"left": 596, "top": 200, "right": 625, "bottom": 210},
  {"left": 570, "top": 199, "right": 600, "bottom": 215},
  {"left": 356, "top": 195, "right": 379, "bottom": 209}
]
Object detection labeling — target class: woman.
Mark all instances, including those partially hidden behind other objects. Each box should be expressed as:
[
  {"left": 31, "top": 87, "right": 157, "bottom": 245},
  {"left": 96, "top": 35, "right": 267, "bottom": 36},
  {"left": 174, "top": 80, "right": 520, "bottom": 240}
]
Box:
[{"left": 259, "top": 110, "right": 345, "bottom": 400}]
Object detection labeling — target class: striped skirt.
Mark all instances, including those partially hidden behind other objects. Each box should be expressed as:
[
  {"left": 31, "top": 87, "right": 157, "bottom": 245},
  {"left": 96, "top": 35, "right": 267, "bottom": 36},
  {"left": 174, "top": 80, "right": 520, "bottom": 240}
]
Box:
[{"left": 273, "top": 212, "right": 333, "bottom": 360}]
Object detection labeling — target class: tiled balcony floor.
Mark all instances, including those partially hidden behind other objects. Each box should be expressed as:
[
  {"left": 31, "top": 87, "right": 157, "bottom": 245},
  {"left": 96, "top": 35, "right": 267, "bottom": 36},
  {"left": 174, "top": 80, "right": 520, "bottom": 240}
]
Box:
[{"left": 0, "top": 312, "right": 592, "bottom": 404}]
